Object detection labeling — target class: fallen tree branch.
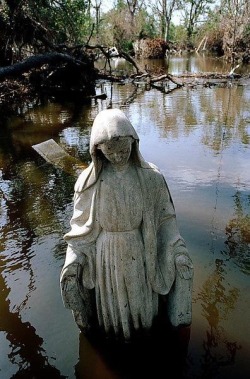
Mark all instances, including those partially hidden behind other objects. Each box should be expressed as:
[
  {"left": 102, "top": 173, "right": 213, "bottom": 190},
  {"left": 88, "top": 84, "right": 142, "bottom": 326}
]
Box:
[
  {"left": 85, "top": 45, "right": 147, "bottom": 75},
  {"left": 177, "top": 72, "right": 242, "bottom": 79},
  {"left": 150, "top": 73, "right": 183, "bottom": 87},
  {"left": 119, "top": 51, "right": 146, "bottom": 75},
  {"left": 0, "top": 53, "right": 87, "bottom": 81},
  {"left": 151, "top": 82, "right": 183, "bottom": 95}
]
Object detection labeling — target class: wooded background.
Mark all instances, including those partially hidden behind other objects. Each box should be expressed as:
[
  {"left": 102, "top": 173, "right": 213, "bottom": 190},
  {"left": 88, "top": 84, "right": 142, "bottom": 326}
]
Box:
[{"left": 0, "top": 0, "right": 249, "bottom": 117}]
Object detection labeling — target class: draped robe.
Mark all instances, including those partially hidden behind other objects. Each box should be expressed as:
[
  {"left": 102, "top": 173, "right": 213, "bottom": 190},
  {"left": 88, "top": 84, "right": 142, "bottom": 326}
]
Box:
[{"left": 61, "top": 160, "right": 192, "bottom": 340}]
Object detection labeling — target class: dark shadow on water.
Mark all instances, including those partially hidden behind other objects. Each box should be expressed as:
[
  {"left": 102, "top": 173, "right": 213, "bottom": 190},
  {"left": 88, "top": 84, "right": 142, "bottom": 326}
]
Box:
[
  {"left": 75, "top": 319, "right": 191, "bottom": 379},
  {"left": 10, "top": 366, "right": 67, "bottom": 379},
  {"left": 0, "top": 266, "right": 66, "bottom": 379}
]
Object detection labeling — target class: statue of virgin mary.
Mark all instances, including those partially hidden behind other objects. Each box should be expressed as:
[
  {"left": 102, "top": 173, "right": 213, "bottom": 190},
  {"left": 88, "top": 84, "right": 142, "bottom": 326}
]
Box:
[{"left": 60, "top": 108, "right": 193, "bottom": 341}]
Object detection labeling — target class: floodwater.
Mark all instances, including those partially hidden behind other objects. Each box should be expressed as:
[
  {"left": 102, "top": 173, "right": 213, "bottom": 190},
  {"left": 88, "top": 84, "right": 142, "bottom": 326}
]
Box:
[{"left": 0, "top": 54, "right": 250, "bottom": 379}]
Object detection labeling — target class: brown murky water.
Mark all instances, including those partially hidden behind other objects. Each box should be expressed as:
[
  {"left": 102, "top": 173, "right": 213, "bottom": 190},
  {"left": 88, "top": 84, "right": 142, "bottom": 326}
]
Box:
[{"left": 0, "top": 54, "right": 250, "bottom": 379}]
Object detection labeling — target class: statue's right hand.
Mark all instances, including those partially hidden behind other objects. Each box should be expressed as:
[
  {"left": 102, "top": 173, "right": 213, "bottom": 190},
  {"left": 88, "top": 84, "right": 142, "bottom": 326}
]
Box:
[
  {"left": 60, "top": 264, "right": 84, "bottom": 311},
  {"left": 60, "top": 264, "right": 78, "bottom": 292},
  {"left": 61, "top": 274, "right": 77, "bottom": 293}
]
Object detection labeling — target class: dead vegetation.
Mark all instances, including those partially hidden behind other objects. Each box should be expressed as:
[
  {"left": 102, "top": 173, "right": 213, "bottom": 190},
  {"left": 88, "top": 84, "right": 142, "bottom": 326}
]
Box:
[
  {"left": 1, "top": 44, "right": 248, "bottom": 119},
  {"left": 0, "top": 1, "right": 249, "bottom": 118},
  {"left": 133, "top": 38, "right": 169, "bottom": 59}
]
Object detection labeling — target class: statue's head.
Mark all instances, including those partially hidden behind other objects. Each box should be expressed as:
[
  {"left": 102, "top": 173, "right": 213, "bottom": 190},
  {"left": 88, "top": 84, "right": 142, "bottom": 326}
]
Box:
[
  {"left": 90, "top": 109, "right": 138, "bottom": 148},
  {"left": 90, "top": 109, "right": 143, "bottom": 170},
  {"left": 76, "top": 109, "right": 150, "bottom": 191}
]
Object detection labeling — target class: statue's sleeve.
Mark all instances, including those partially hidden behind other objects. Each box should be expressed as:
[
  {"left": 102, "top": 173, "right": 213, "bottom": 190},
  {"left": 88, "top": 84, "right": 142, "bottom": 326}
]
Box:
[
  {"left": 60, "top": 181, "right": 101, "bottom": 310},
  {"left": 156, "top": 174, "right": 189, "bottom": 258},
  {"left": 155, "top": 175, "right": 193, "bottom": 326},
  {"left": 151, "top": 174, "right": 190, "bottom": 294},
  {"left": 63, "top": 184, "right": 101, "bottom": 263}
]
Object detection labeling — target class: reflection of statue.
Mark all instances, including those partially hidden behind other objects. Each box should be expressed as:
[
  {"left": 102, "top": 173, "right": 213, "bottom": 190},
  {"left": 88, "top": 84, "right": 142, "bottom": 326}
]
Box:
[{"left": 60, "top": 108, "right": 193, "bottom": 341}]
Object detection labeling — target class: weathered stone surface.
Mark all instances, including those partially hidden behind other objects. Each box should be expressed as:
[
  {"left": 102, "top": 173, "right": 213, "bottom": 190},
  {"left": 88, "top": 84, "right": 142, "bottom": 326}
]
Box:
[{"left": 60, "top": 108, "right": 194, "bottom": 341}]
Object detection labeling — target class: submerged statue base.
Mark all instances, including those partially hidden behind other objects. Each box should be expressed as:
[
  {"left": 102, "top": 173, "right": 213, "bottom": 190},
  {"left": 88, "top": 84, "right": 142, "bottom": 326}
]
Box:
[{"left": 60, "top": 108, "right": 194, "bottom": 342}]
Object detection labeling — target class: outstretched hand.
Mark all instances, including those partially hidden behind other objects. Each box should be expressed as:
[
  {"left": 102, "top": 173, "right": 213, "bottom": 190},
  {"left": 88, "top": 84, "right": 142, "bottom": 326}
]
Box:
[{"left": 175, "top": 255, "right": 193, "bottom": 280}]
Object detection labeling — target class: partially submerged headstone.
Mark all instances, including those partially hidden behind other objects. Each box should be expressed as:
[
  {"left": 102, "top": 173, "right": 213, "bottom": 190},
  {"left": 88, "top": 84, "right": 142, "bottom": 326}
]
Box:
[
  {"left": 60, "top": 108, "right": 194, "bottom": 342},
  {"left": 32, "top": 139, "right": 86, "bottom": 177}
]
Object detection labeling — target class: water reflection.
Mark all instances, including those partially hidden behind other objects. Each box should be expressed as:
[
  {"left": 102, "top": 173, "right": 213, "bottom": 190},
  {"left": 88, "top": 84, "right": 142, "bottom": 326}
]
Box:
[
  {"left": 0, "top": 138, "right": 73, "bottom": 377},
  {"left": 0, "top": 198, "right": 66, "bottom": 378},
  {"left": 0, "top": 265, "right": 65, "bottom": 378},
  {"left": 224, "top": 190, "right": 250, "bottom": 274},
  {"left": 96, "top": 53, "right": 240, "bottom": 78},
  {"left": 168, "top": 53, "right": 233, "bottom": 75},
  {"left": 95, "top": 84, "right": 250, "bottom": 161},
  {"left": 194, "top": 259, "right": 241, "bottom": 378}
]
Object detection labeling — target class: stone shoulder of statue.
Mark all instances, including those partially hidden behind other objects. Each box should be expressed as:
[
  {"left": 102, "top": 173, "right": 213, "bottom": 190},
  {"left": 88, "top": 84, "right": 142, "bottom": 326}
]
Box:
[{"left": 60, "top": 108, "right": 194, "bottom": 342}]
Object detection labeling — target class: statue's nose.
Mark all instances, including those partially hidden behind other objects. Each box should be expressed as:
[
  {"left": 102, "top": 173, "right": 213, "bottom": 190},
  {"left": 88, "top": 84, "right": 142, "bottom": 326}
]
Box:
[{"left": 114, "top": 153, "right": 122, "bottom": 161}]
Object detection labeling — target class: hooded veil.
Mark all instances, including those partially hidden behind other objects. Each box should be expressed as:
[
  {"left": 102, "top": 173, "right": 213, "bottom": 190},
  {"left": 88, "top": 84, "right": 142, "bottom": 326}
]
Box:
[{"left": 73, "top": 108, "right": 152, "bottom": 193}]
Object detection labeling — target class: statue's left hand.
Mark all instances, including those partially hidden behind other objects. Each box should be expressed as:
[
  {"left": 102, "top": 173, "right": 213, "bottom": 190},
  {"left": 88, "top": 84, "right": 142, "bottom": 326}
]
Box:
[{"left": 175, "top": 255, "right": 193, "bottom": 280}]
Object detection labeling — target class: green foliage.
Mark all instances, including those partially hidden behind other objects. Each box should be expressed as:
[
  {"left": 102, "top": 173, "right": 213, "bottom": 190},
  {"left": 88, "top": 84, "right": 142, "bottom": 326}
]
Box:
[
  {"left": 1, "top": 0, "right": 249, "bottom": 59},
  {"left": 242, "top": 24, "right": 250, "bottom": 46},
  {"left": 114, "top": 0, "right": 127, "bottom": 11},
  {"left": 194, "top": 8, "right": 223, "bottom": 53},
  {"left": 31, "top": 0, "right": 92, "bottom": 44},
  {"left": 1, "top": 0, "right": 93, "bottom": 46},
  {"left": 137, "top": 10, "right": 157, "bottom": 39},
  {"left": 167, "top": 23, "right": 178, "bottom": 42},
  {"left": 178, "top": 0, "right": 216, "bottom": 44},
  {"left": 171, "top": 24, "right": 188, "bottom": 47},
  {"left": 119, "top": 40, "right": 134, "bottom": 53},
  {"left": 98, "top": 4, "right": 157, "bottom": 51}
]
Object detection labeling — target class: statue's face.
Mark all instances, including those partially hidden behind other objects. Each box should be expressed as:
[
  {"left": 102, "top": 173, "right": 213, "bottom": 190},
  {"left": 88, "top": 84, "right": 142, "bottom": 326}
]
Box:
[{"left": 98, "top": 137, "right": 132, "bottom": 167}]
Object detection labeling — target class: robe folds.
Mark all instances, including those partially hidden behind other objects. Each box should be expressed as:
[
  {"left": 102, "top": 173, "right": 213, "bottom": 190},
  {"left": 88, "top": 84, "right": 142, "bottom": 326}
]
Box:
[{"left": 60, "top": 159, "right": 193, "bottom": 340}]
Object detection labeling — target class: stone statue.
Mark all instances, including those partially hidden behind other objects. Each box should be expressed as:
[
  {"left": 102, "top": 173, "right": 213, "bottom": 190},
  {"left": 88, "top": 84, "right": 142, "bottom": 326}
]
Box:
[{"left": 60, "top": 108, "right": 194, "bottom": 342}]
